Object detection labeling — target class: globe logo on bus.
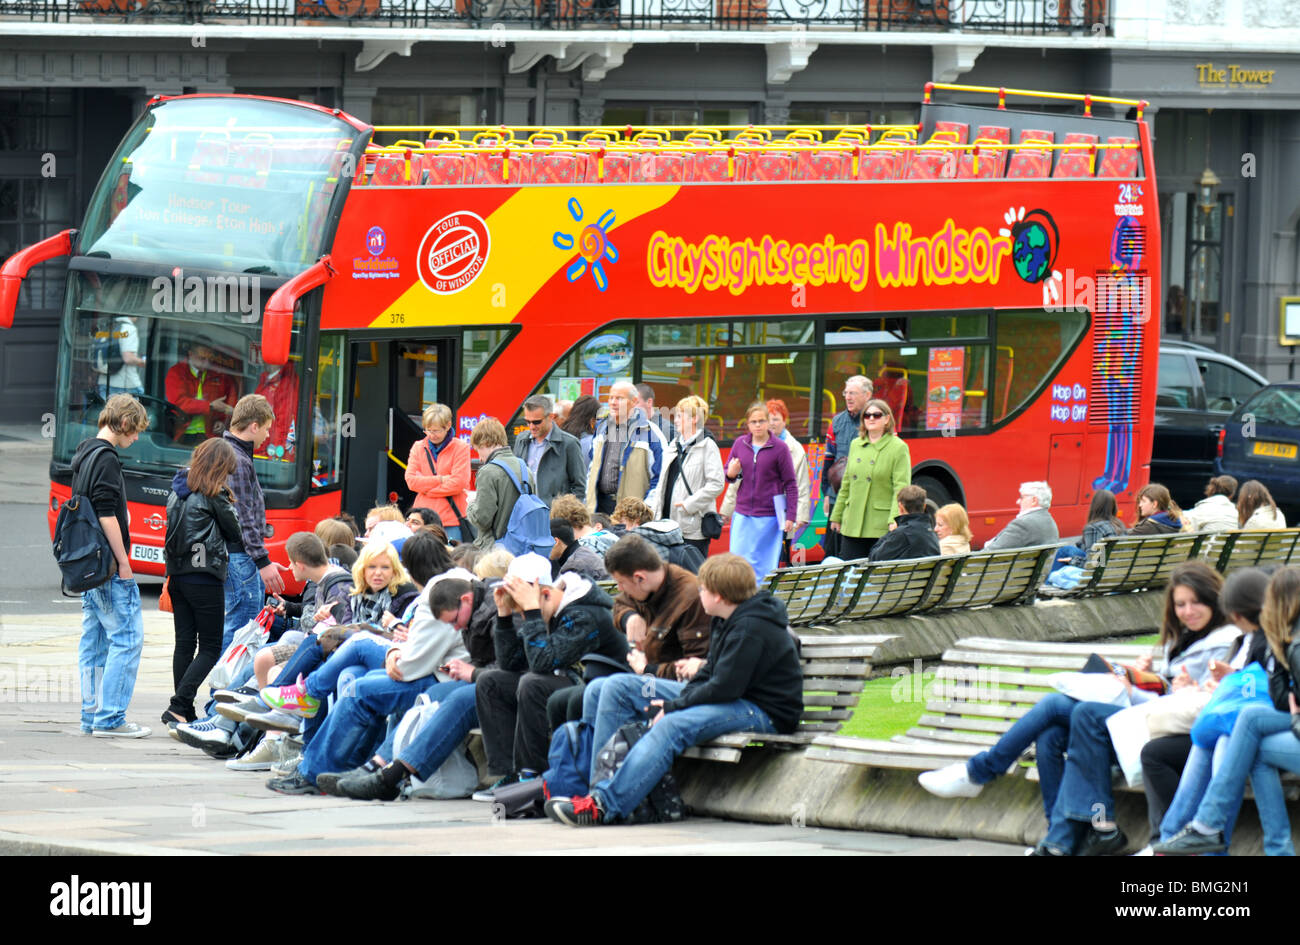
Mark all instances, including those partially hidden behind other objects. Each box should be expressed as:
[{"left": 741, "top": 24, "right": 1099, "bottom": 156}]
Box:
[
  {"left": 417, "top": 211, "right": 491, "bottom": 296},
  {"left": 365, "top": 226, "right": 386, "bottom": 256},
  {"left": 1008, "top": 209, "right": 1058, "bottom": 285}
]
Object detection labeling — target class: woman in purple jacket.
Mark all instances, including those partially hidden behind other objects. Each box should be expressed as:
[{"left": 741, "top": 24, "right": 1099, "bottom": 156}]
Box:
[{"left": 725, "top": 401, "right": 798, "bottom": 579}]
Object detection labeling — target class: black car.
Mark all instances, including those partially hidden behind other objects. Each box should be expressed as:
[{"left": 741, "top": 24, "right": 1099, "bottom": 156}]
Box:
[
  {"left": 1153, "top": 340, "right": 1267, "bottom": 508},
  {"left": 1216, "top": 382, "right": 1300, "bottom": 523}
]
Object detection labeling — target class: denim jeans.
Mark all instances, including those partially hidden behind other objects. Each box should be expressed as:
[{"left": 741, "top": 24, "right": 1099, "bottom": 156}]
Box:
[
  {"left": 304, "top": 634, "right": 390, "bottom": 701},
  {"left": 582, "top": 674, "right": 677, "bottom": 784},
  {"left": 1159, "top": 739, "right": 1238, "bottom": 854},
  {"left": 589, "top": 674, "right": 776, "bottom": 820},
  {"left": 443, "top": 526, "right": 462, "bottom": 544},
  {"left": 221, "top": 552, "right": 265, "bottom": 654},
  {"left": 393, "top": 681, "right": 476, "bottom": 779},
  {"left": 79, "top": 575, "right": 145, "bottom": 731},
  {"left": 965, "top": 691, "right": 1075, "bottom": 822},
  {"left": 1193, "top": 704, "right": 1300, "bottom": 855},
  {"left": 297, "top": 668, "right": 441, "bottom": 782},
  {"left": 1043, "top": 700, "right": 1123, "bottom": 853}
]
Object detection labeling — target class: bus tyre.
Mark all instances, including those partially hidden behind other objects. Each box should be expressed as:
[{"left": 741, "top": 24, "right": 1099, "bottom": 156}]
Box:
[{"left": 913, "top": 474, "right": 953, "bottom": 509}]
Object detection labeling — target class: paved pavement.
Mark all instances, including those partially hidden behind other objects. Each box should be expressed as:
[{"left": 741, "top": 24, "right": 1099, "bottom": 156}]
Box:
[{"left": 0, "top": 424, "right": 1024, "bottom": 856}]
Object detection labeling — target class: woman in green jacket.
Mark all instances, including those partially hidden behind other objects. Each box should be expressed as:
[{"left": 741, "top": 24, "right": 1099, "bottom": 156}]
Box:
[{"left": 828, "top": 399, "right": 912, "bottom": 560}]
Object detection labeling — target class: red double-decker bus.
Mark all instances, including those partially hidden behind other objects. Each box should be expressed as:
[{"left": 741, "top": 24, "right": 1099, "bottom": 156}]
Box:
[{"left": 0, "top": 83, "right": 1158, "bottom": 574}]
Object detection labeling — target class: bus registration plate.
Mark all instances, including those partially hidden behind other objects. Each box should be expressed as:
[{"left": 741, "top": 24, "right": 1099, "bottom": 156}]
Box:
[{"left": 130, "top": 544, "right": 165, "bottom": 563}]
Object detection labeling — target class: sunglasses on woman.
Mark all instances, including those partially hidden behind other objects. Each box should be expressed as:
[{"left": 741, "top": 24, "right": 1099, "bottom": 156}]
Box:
[{"left": 863, "top": 412, "right": 885, "bottom": 420}]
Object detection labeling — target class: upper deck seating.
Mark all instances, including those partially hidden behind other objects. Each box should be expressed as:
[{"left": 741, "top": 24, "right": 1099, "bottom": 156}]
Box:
[
  {"left": 1053, "top": 132, "right": 1099, "bottom": 179},
  {"left": 955, "top": 125, "right": 1010, "bottom": 178},
  {"left": 795, "top": 146, "right": 852, "bottom": 180},
  {"left": 533, "top": 146, "right": 591, "bottom": 184},
  {"left": 227, "top": 134, "right": 272, "bottom": 188},
  {"left": 1098, "top": 136, "right": 1140, "bottom": 178}
]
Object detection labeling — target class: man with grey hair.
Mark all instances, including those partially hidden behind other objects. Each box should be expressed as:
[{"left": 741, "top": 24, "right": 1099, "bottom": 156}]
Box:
[
  {"left": 982, "top": 481, "right": 1059, "bottom": 551},
  {"left": 511, "top": 393, "right": 587, "bottom": 507},
  {"left": 586, "top": 380, "right": 663, "bottom": 515},
  {"left": 821, "top": 374, "right": 873, "bottom": 525}
]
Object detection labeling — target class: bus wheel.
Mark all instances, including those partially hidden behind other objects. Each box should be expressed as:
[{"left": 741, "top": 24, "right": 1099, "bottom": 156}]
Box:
[{"left": 913, "top": 474, "right": 954, "bottom": 509}]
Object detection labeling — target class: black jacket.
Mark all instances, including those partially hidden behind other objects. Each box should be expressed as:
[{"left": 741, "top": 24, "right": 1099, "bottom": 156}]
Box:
[
  {"left": 663, "top": 590, "right": 804, "bottom": 734},
  {"left": 630, "top": 521, "right": 705, "bottom": 574},
  {"left": 494, "top": 578, "right": 627, "bottom": 681},
  {"left": 868, "top": 512, "right": 941, "bottom": 562},
  {"left": 164, "top": 469, "right": 243, "bottom": 581},
  {"left": 71, "top": 437, "right": 130, "bottom": 554},
  {"left": 1267, "top": 631, "right": 1300, "bottom": 713}
]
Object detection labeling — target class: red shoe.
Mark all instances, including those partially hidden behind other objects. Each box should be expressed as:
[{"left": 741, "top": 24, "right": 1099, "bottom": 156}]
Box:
[{"left": 544, "top": 794, "right": 604, "bottom": 827}]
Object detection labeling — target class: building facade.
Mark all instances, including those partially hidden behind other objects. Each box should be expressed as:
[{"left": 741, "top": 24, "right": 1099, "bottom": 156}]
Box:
[{"left": 1, "top": 0, "right": 1299, "bottom": 419}]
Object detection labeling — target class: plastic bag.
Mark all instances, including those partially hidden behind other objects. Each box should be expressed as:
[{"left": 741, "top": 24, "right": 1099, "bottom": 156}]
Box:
[
  {"left": 1190, "top": 662, "right": 1272, "bottom": 750},
  {"left": 206, "top": 606, "right": 274, "bottom": 690},
  {"left": 393, "top": 693, "right": 479, "bottom": 800}
]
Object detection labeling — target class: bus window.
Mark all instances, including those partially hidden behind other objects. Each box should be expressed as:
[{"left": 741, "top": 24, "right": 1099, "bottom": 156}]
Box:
[
  {"left": 994, "top": 310, "right": 1088, "bottom": 422},
  {"left": 532, "top": 323, "right": 636, "bottom": 411},
  {"left": 462, "top": 328, "right": 513, "bottom": 400},
  {"left": 640, "top": 348, "right": 815, "bottom": 441},
  {"left": 908, "top": 313, "right": 989, "bottom": 340},
  {"left": 312, "top": 332, "right": 346, "bottom": 490},
  {"left": 820, "top": 340, "right": 991, "bottom": 435},
  {"left": 52, "top": 270, "right": 303, "bottom": 489}
]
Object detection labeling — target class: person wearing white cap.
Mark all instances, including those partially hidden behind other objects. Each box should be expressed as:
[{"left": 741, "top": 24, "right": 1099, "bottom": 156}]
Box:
[{"left": 471, "top": 553, "right": 629, "bottom": 803}]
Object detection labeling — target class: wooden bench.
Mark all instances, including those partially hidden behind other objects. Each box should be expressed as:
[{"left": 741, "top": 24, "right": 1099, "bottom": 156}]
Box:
[
  {"left": 805, "top": 636, "right": 1155, "bottom": 775},
  {"left": 681, "top": 632, "right": 893, "bottom": 762},
  {"left": 1202, "top": 528, "right": 1300, "bottom": 574},
  {"left": 754, "top": 545, "right": 1054, "bottom": 626},
  {"left": 1038, "top": 532, "right": 1206, "bottom": 598}
]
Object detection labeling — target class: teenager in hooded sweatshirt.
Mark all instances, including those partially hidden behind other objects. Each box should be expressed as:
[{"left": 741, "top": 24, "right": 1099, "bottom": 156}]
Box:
[
  {"left": 545, "top": 553, "right": 803, "bottom": 827},
  {"left": 472, "top": 553, "right": 628, "bottom": 801}
]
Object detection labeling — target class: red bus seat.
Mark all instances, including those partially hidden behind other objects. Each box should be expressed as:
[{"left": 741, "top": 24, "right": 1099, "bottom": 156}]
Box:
[
  {"left": 597, "top": 150, "right": 638, "bottom": 183},
  {"left": 749, "top": 150, "right": 793, "bottom": 181},
  {"left": 1019, "top": 129, "right": 1055, "bottom": 144},
  {"left": 370, "top": 154, "right": 412, "bottom": 185},
  {"left": 795, "top": 148, "right": 851, "bottom": 180},
  {"left": 472, "top": 150, "right": 533, "bottom": 184},
  {"left": 1098, "top": 137, "right": 1139, "bottom": 178},
  {"left": 641, "top": 151, "right": 692, "bottom": 182},
  {"left": 1053, "top": 132, "right": 1099, "bottom": 179},
  {"left": 976, "top": 125, "right": 1011, "bottom": 145},
  {"left": 957, "top": 138, "right": 1008, "bottom": 179},
  {"left": 1006, "top": 145, "right": 1052, "bottom": 179},
  {"left": 423, "top": 151, "right": 474, "bottom": 185},
  {"left": 227, "top": 135, "right": 272, "bottom": 188},
  {"left": 857, "top": 145, "right": 904, "bottom": 180},
  {"left": 932, "top": 121, "right": 969, "bottom": 144},
  {"left": 186, "top": 135, "right": 228, "bottom": 184},
  {"left": 692, "top": 149, "right": 739, "bottom": 182},
  {"left": 534, "top": 150, "right": 589, "bottom": 184}
]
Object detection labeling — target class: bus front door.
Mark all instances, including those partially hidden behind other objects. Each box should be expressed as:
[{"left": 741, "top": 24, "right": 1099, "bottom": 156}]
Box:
[{"left": 342, "top": 337, "right": 458, "bottom": 520}]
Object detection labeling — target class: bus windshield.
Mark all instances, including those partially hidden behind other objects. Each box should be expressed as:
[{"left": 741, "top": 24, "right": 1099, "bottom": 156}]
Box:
[
  {"left": 78, "top": 97, "right": 361, "bottom": 277},
  {"left": 52, "top": 270, "right": 310, "bottom": 490}
]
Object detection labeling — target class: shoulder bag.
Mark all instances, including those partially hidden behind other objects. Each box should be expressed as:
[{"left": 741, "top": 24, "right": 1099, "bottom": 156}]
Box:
[
  {"left": 678, "top": 441, "right": 723, "bottom": 540},
  {"left": 426, "top": 443, "right": 475, "bottom": 542}
]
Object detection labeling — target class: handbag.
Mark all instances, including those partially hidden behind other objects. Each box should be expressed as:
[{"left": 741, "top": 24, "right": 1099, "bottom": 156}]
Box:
[
  {"left": 677, "top": 442, "right": 724, "bottom": 541},
  {"left": 1145, "top": 687, "right": 1211, "bottom": 738},
  {"left": 426, "top": 443, "right": 475, "bottom": 542},
  {"left": 159, "top": 576, "right": 173, "bottom": 613}
]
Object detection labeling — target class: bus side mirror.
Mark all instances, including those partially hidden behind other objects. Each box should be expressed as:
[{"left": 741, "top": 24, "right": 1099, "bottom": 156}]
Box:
[
  {"left": 261, "top": 254, "right": 336, "bottom": 366},
  {"left": 0, "top": 229, "right": 76, "bottom": 329}
]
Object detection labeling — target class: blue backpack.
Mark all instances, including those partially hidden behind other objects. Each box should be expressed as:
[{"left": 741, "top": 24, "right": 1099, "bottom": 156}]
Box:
[
  {"left": 490, "top": 457, "right": 554, "bottom": 557},
  {"left": 543, "top": 719, "right": 594, "bottom": 800}
]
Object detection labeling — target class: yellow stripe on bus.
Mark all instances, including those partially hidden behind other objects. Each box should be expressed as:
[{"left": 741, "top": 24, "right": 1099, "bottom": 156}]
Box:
[{"left": 371, "top": 184, "right": 680, "bottom": 328}]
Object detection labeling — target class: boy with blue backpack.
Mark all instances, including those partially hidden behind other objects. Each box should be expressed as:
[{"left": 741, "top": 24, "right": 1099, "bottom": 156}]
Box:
[{"left": 466, "top": 417, "right": 554, "bottom": 556}]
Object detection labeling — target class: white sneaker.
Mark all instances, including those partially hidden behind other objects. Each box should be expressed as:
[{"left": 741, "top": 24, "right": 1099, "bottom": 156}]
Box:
[
  {"left": 92, "top": 722, "right": 152, "bottom": 738},
  {"left": 225, "top": 736, "right": 278, "bottom": 771},
  {"left": 918, "top": 763, "right": 982, "bottom": 798},
  {"left": 1131, "top": 845, "right": 1154, "bottom": 856}
]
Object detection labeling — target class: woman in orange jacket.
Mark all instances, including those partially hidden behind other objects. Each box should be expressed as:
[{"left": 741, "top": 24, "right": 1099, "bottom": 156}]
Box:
[{"left": 405, "top": 403, "right": 472, "bottom": 543}]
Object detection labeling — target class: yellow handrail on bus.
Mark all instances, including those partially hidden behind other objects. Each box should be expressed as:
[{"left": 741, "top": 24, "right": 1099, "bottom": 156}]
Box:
[{"left": 923, "top": 82, "right": 1149, "bottom": 119}]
